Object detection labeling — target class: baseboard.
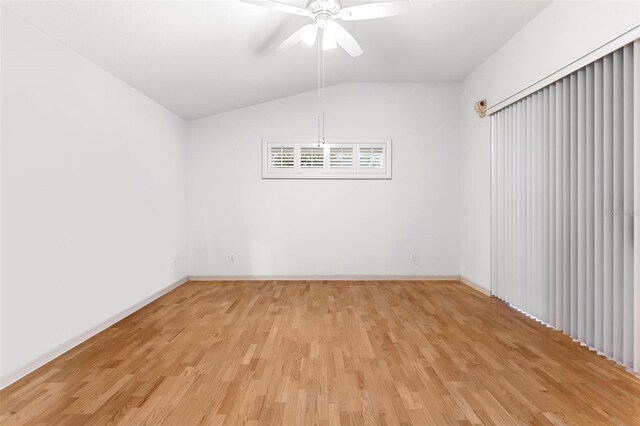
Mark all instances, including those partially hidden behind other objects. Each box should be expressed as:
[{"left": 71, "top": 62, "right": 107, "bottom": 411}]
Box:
[
  {"left": 459, "top": 275, "right": 491, "bottom": 296},
  {"left": 188, "top": 275, "right": 462, "bottom": 281},
  {"left": 0, "top": 275, "right": 188, "bottom": 390}
]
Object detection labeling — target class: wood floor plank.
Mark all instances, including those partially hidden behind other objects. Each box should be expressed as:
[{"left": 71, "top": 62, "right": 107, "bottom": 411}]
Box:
[{"left": 1, "top": 280, "right": 638, "bottom": 425}]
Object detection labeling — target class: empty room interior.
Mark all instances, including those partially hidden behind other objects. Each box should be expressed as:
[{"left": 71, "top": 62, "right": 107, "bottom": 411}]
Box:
[{"left": 1, "top": 0, "right": 640, "bottom": 424}]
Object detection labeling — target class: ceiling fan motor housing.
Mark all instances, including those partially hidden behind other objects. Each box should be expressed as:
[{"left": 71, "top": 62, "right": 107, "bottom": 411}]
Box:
[{"left": 307, "top": 0, "right": 341, "bottom": 16}]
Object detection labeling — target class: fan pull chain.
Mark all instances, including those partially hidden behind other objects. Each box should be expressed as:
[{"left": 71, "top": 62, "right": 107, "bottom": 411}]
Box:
[
  {"left": 317, "top": 33, "right": 321, "bottom": 115},
  {"left": 322, "top": 33, "right": 325, "bottom": 100},
  {"left": 317, "top": 33, "right": 321, "bottom": 146},
  {"left": 322, "top": 35, "right": 326, "bottom": 143},
  {"left": 316, "top": 28, "right": 326, "bottom": 147}
]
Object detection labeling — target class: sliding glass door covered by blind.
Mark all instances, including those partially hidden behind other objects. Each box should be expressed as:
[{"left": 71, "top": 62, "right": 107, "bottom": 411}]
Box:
[{"left": 491, "top": 42, "right": 637, "bottom": 372}]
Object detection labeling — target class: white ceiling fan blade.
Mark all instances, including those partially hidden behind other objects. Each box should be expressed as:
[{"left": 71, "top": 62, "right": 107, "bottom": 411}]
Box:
[
  {"left": 241, "top": 0, "right": 312, "bottom": 18},
  {"left": 277, "top": 24, "right": 317, "bottom": 50},
  {"left": 325, "top": 21, "right": 362, "bottom": 57},
  {"left": 338, "top": 1, "right": 410, "bottom": 21}
]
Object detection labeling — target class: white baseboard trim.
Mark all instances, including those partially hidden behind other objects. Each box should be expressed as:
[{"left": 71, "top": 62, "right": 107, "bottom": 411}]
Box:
[
  {"left": 460, "top": 275, "right": 491, "bottom": 296},
  {"left": 188, "top": 275, "right": 462, "bottom": 281},
  {"left": 0, "top": 276, "right": 188, "bottom": 390}
]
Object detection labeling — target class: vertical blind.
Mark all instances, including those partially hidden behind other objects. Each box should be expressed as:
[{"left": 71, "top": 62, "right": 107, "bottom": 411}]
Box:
[{"left": 491, "top": 42, "right": 637, "bottom": 372}]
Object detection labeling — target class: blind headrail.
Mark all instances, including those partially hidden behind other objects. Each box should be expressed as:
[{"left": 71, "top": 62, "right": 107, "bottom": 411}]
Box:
[{"left": 486, "top": 24, "right": 640, "bottom": 116}]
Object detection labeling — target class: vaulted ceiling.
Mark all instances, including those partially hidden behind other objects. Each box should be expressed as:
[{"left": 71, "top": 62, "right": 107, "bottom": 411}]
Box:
[{"left": 3, "top": 1, "right": 551, "bottom": 120}]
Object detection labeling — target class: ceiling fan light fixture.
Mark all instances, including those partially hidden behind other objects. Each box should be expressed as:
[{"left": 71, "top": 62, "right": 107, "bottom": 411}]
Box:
[
  {"left": 322, "top": 21, "right": 338, "bottom": 50},
  {"left": 300, "top": 24, "right": 319, "bottom": 46},
  {"left": 322, "top": 33, "right": 338, "bottom": 50}
]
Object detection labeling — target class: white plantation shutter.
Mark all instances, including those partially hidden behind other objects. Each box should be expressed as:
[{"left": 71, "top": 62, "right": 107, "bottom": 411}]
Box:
[
  {"left": 300, "top": 146, "right": 324, "bottom": 169},
  {"left": 269, "top": 146, "right": 295, "bottom": 168},
  {"left": 329, "top": 146, "right": 355, "bottom": 171},
  {"left": 268, "top": 145, "right": 294, "bottom": 172},
  {"left": 262, "top": 140, "right": 391, "bottom": 179},
  {"left": 358, "top": 145, "right": 385, "bottom": 170},
  {"left": 491, "top": 42, "right": 638, "bottom": 372}
]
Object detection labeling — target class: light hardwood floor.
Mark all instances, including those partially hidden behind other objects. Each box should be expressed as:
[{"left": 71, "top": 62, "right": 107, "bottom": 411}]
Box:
[{"left": 1, "top": 280, "right": 639, "bottom": 425}]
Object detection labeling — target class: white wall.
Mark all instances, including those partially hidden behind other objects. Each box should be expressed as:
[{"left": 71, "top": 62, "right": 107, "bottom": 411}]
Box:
[
  {"left": 0, "top": 10, "right": 188, "bottom": 382},
  {"left": 187, "top": 83, "right": 460, "bottom": 277},
  {"left": 459, "top": 1, "right": 640, "bottom": 291}
]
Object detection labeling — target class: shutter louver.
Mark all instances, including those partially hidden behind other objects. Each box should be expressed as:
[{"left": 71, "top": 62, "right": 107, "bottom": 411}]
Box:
[
  {"left": 269, "top": 146, "right": 294, "bottom": 169},
  {"left": 359, "top": 146, "right": 384, "bottom": 169},
  {"left": 329, "top": 146, "right": 354, "bottom": 170},
  {"left": 300, "top": 146, "right": 324, "bottom": 169}
]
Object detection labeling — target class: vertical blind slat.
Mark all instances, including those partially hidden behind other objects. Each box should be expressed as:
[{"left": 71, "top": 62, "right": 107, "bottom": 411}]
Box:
[
  {"left": 603, "top": 54, "right": 614, "bottom": 359},
  {"left": 633, "top": 40, "right": 640, "bottom": 373},
  {"left": 622, "top": 43, "right": 634, "bottom": 368},
  {"left": 516, "top": 103, "right": 520, "bottom": 306},
  {"left": 612, "top": 49, "right": 624, "bottom": 363},
  {"left": 532, "top": 95, "right": 537, "bottom": 317},
  {"left": 577, "top": 69, "right": 586, "bottom": 341},
  {"left": 491, "top": 113, "right": 497, "bottom": 301},
  {"left": 563, "top": 77, "right": 571, "bottom": 335},
  {"left": 507, "top": 105, "right": 514, "bottom": 307},
  {"left": 519, "top": 100, "right": 527, "bottom": 308},
  {"left": 543, "top": 87, "right": 550, "bottom": 324},
  {"left": 556, "top": 80, "right": 564, "bottom": 331},
  {"left": 586, "top": 64, "right": 595, "bottom": 348},
  {"left": 570, "top": 73, "right": 578, "bottom": 339},
  {"left": 549, "top": 84, "right": 557, "bottom": 328},
  {"left": 594, "top": 58, "right": 604, "bottom": 353},
  {"left": 497, "top": 113, "right": 502, "bottom": 299},
  {"left": 539, "top": 91, "right": 546, "bottom": 320}
]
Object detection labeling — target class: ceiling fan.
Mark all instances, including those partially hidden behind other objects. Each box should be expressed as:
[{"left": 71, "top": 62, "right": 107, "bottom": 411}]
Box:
[{"left": 241, "top": 0, "right": 410, "bottom": 57}]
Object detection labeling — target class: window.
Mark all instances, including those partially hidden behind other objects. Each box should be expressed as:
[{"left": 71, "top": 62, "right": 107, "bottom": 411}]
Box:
[{"left": 262, "top": 140, "right": 391, "bottom": 179}]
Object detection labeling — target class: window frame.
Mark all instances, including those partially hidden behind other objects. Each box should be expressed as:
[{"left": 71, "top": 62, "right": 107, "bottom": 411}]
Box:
[{"left": 262, "top": 139, "right": 392, "bottom": 179}]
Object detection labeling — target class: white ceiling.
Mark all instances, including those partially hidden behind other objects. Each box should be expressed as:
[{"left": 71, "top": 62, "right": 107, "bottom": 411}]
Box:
[{"left": 3, "top": 0, "right": 551, "bottom": 120}]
